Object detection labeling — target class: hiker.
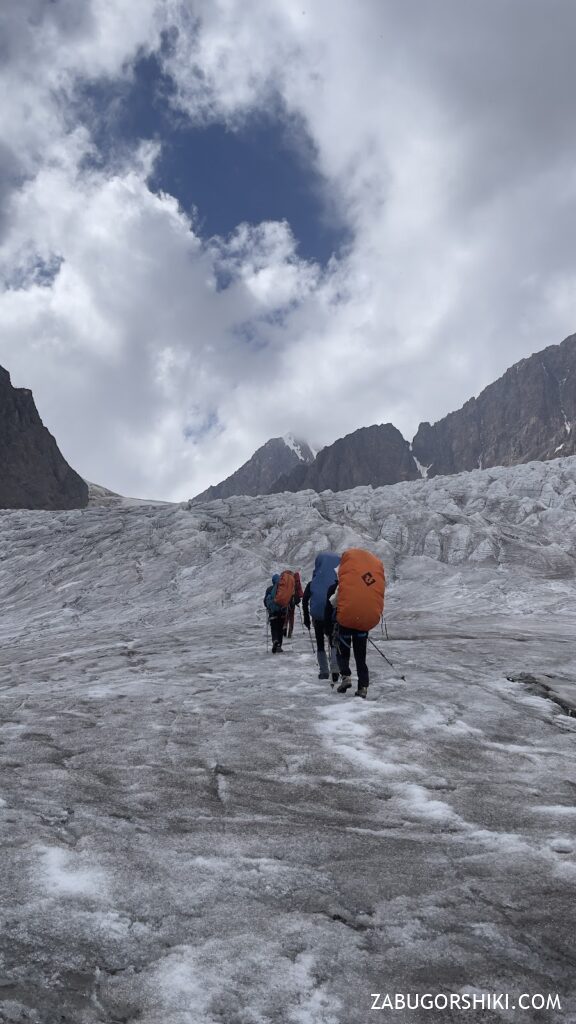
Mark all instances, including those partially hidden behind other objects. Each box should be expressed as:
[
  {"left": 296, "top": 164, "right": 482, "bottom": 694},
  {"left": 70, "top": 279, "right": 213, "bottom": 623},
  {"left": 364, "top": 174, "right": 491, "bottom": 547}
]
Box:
[
  {"left": 285, "top": 570, "right": 304, "bottom": 639},
  {"left": 302, "top": 552, "right": 341, "bottom": 682},
  {"left": 325, "top": 548, "right": 385, "bottom": 699},
  {"left": 264, "top": 571, "right": 296, "bottom": 653}
]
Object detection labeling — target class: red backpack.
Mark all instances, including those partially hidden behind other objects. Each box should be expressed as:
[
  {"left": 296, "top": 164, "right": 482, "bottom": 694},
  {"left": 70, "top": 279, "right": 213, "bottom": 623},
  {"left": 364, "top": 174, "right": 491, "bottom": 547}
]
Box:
[
  {"left": 336, "top": 548, "right": 385, "bottom": 631},
  {"left": 274, "top": 570, "right": 296, "bottom": 609}
]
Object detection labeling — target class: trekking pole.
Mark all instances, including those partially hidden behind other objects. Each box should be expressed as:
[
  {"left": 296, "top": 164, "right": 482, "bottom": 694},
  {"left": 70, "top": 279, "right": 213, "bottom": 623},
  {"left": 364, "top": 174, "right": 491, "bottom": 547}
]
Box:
[
  {"left": 380, "top": 614, "right": 390, "bottom": 641},
  {"left": 368, "top": 636, "right": 405, "bottom": 680},
  {"left": 379, "top": 613, "right": 391, "bottom": 641},
  {"left": 297, "top": 604, "right": 306, "bottom": 635}
]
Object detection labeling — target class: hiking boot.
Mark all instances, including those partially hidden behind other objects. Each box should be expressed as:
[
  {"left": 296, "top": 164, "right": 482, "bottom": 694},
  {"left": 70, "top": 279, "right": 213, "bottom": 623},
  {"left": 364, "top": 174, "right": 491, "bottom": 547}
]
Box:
[
  {"left": 355, "top": 686, "right": 368, "bottom": 699},
  {"left": 336, "top": 676, "right": 352, "bottom": 693},
  {"left": 331, "top": 672, "right": 339, "bottom": 684},
  {"left": 318, "top": 672, "right": 329, "bottom": 680}
]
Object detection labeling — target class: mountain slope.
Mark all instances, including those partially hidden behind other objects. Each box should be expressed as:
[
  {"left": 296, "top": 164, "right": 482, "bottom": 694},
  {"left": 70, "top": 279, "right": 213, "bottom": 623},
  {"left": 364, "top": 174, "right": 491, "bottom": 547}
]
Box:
[
  {"left": 269, "top": 423, "right": 419, "bottom": 493},
  {"left": 412, "top": 332, "right": 576, "bottom": 475},
  {"left": 191, "top": 434, "right": 315, "bottom": 502},
  {"left": 0, "top": 365, "right": 88, "bottom": 509}
]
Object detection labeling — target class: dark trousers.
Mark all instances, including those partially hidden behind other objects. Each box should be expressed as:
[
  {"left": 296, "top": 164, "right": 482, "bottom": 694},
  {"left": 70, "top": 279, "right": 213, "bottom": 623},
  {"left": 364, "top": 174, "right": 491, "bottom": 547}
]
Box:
[
  {"left": 270, "top": 614, "right": 286, "bottom": 647},
  {"left": 336, "top": 628, "right": 369, "bottom": 687},
  {"left": 313, "top": 619, "right": 339, "bottom": 675}
]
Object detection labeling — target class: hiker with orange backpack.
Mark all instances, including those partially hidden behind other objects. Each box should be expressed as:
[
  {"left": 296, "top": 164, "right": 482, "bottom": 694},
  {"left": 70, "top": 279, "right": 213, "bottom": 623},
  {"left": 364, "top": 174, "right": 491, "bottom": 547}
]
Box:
[
  {"left": 285, "top": 570, "right": 304, "bottom": 639},
  {"left": 325, "top": 548, "right": 385, "bottom": 699},
  {"left": 302, "top": 552, "right": 341, "bottom": 682},
  {"left": 264, "top": 571, "right": 296, "bottom": 653}
]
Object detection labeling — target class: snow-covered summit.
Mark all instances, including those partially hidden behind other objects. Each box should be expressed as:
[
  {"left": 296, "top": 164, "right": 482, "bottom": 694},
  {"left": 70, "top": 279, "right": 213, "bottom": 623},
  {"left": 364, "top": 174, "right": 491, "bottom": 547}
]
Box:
[{"left": 282, "top": 432, "right": 318, "bottom": 461}]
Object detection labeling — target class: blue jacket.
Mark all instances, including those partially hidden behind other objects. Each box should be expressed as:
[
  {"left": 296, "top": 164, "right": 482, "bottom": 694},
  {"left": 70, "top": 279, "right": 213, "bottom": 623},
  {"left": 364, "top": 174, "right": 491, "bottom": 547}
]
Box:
[{"left": 308, "top": 552, "right": 340, "bottom": 620}]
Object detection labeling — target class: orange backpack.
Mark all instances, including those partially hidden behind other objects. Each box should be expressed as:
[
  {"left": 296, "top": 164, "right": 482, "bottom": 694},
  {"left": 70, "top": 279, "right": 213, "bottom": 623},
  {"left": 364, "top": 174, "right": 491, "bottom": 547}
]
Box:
[
  {"left": 274, "top": 570, "right": 296, "bottom": 609},
  {"left": 336, "top": 548, "right": 385, "bottom": 631}
]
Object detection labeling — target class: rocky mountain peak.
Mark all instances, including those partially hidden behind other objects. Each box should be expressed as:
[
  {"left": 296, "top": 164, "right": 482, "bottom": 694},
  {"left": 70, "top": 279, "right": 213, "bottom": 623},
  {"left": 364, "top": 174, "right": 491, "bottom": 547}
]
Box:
[
  {"left": 191, "top": 434, "right": 315, "bottom": 503},
  {"left": 412, "top": 332, "right": 576, "bottom": 475},
  {"left": 0, "top": 365, "right": 88, "bottom": 509},
  {"left": 269, "top": 423, "right": 419, "bottom": 494}
]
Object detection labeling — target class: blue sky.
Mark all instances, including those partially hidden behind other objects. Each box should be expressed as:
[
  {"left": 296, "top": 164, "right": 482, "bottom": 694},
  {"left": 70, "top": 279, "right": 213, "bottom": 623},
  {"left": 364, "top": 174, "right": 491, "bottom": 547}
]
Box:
[
  {"left": 0, "top": 1, "right": 575, "bottom": 499},
  {"left": 80, "top": 51, "right": 348, "bottom": 265}
]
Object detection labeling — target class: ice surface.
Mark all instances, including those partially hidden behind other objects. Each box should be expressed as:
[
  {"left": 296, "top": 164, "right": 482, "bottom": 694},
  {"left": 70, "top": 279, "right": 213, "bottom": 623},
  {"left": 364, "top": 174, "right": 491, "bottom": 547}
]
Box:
[{"left": 1, "top": 457, "right": 576, "bottom": 1022}]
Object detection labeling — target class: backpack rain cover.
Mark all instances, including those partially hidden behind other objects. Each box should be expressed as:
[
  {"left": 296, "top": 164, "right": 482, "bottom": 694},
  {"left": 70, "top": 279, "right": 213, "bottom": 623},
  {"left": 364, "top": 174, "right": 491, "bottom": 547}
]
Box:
[{"left": 336, "top": 548, "right": 385, "bottom": 631}]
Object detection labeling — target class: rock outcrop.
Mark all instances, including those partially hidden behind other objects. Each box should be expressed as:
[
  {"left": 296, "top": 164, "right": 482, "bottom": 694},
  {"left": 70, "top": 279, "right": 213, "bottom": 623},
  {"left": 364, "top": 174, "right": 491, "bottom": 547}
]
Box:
[
  {"left": 192, "top": 435, "right": 315, "bottom": 503},
  {"left": 0, "top": 365, "right": 88, "bottom": 509},
  {"left": 270, "top": 423, "right": 419, "bottom": 493},
  {"left": 412, "top": 333, "right": 576, "bottom": 476}
]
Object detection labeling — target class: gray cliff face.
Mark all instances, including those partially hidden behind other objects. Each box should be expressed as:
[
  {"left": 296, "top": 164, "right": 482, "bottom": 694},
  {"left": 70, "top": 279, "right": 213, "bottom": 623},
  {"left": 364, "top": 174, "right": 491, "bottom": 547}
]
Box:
[
  {"left": 0, "top": 365, "right": 88, "bottom": 509},
  {"left": 192, "top": 437, "right": 315, "bottom": 503},
  {"left": 269, "top": 423, "right": 419, "bottom": 494},
  {"left": 412, "top": 333, "right": 576, "bottom": 476}
]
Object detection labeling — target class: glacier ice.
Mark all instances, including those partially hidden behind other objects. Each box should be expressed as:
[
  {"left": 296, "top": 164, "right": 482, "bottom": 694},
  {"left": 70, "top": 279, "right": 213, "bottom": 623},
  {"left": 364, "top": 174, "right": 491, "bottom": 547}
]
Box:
[{"left": 0, "top": 456, "right": 575, "bottom": 1022}]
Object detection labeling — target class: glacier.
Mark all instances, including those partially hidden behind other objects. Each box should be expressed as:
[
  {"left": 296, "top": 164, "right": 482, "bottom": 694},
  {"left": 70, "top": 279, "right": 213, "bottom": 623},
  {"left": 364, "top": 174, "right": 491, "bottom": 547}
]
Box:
[{"left": 1, "top": 457, "right": 576, "bottom": 1023}]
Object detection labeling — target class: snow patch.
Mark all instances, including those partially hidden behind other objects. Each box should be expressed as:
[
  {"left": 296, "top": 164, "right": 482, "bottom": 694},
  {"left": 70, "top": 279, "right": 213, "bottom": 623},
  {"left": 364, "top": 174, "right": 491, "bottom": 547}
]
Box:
[
  {"left": 555, "top": 399, "right": 571, "bottom": 434},
  {"left": 317, "top": 704, "right": 416, "bottom": 778},
  {"left": 392, "top": 782, "right": 463, "bottom": 825},
  {"left": 283, "top": 433, "right": 309, "bottom": 461},
  {"left": 532, "top": 804, "right": 576, "bottom": 815},
  {"left": 413, "top": 455, "right": 431, "bottom": 479},
  {"left": 35, "top": 845, "right": 108, "bottom": 898}
]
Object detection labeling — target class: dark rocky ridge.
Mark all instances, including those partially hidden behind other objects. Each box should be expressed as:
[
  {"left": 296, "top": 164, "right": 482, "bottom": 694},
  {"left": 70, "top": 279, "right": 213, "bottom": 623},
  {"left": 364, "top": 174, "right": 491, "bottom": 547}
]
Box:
[
  {"left": 0, "top": 365, "right": 88, "bottom": 509},
  {"left": 412, "top": 333, "right": 576, "bottom": 475},
  {"left": 270, "top": 423, "right": 419, "bottom": 493},
  {"left": 192, "top": 436, "right": 315, "bottom": 503},
  {"left": 193, "top": 332, "right": 576, "bottom": 500}
]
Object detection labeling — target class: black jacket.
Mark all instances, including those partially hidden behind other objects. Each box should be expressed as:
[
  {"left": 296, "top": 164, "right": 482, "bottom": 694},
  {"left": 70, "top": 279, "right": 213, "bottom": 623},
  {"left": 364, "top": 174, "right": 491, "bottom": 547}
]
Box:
[{"left": 324, "top": 581, "right": 337, "bottom": 636}]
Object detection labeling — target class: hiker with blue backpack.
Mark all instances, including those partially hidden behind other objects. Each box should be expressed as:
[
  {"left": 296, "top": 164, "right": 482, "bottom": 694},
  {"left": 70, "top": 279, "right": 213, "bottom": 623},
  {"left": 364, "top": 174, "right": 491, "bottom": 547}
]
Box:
[
  {"left": 264, "top": 571, "right": 296, "bottom": 653},
  {"left": 302, "top": 552, "right": 341, "bottom": 683}
]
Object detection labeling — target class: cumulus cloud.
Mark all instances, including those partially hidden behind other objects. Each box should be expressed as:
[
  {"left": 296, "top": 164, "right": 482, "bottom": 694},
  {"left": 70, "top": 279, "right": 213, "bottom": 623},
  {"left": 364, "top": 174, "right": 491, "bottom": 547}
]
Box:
[{"left": 1, "top": 0, "right": 576, "bottom": 499}]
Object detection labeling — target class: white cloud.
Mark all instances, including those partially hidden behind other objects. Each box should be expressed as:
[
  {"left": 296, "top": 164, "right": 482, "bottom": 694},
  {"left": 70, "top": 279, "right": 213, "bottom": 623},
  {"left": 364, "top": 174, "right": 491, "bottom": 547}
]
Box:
[{"left": 1, "top": 0, "right": 576, "bottom": 499}]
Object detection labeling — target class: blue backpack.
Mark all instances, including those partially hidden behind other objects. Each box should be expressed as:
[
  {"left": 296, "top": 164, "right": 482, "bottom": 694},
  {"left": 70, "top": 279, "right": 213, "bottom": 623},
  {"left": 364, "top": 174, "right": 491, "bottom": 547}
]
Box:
[
  {"left": 265, "top": 575, "right": 280, "bottom": 614},
  {"left": 309, "top": 551, "right": 340, "bottom": 620}
]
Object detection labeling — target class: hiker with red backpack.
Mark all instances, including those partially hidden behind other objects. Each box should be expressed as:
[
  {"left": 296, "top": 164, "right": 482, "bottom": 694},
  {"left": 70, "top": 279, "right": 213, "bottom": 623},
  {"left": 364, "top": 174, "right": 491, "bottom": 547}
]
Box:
[
  {"left": 325, "top": 548, "right": 385, "bottom": 699},
  {"left": 302, "top": 552, "right": 341, "bottom": 682},
  {"left": 285, "top": 570, "right": 304, "bottom": 639},
  {"left": 264, "top": 570, "right": 296, "bottom": 653}
]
